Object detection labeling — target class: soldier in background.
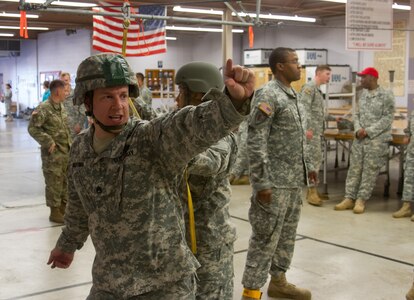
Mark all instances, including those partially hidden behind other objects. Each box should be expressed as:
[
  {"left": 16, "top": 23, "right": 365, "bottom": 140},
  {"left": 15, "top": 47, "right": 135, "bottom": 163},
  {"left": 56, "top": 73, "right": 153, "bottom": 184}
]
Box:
[
  {"left": 334, "top": 67, "right": 395, "bottom": 214},
  {"left": 60, "top": 72, "right": 87, "bottom": 139},
  {"left": 229, "top": 119, "right": 250, "bottom": 185},
  {"left": 175, "top": 61, "right": 239, "bottom": 300},
  {"left": 300, "top": 65, "right": 332, "bottom": 206},
  {"left": 131, "top": 96, "right": 158, "bottom": 121},
  {"left": 46, "top": 53, "right": 254, "bottom": 299},
  {"left": 241, "top": 47, "right": 315, "bottom": 300},
  {"left": 136, "top": 72, "right": 152, "bottom": 107},
  {"left": 28, "top": 79, "right": 70, "bottom": 223},
  {"left": 392, "top": 109, "right": 414, "bottom": 221}
]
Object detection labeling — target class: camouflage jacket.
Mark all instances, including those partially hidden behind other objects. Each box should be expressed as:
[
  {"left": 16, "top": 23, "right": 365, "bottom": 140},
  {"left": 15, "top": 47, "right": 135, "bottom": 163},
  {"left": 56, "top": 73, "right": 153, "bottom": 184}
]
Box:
[
  {"left": 28, "top": 99, "right": 71, "bottom": 153},
  {"left": 131, "top": 96, "right": 157, "bottom": 121},
  {"left": 139, "top": 85, "right": 152, "bottom": 106},
  {"left": 300, "top": 80, "right": 325, "bottom": 136},
  {"left": 184, "top": 133, "right": 238, "bottom": 252},
  {"left": 248, "top": 79, "right": 310, "bottom": 189},
  {"left": 56, "top": 89, "right": 248, "bottom": 298},
  {"left": 62, "top": 90, "right": 86, "bottom": 137}
]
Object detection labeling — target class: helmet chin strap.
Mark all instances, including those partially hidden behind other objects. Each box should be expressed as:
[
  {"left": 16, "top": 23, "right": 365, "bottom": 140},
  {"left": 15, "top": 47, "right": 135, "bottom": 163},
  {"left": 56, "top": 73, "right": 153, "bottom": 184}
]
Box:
[{"left": 93, "top": 116, "right": 127, "bottom": 133}]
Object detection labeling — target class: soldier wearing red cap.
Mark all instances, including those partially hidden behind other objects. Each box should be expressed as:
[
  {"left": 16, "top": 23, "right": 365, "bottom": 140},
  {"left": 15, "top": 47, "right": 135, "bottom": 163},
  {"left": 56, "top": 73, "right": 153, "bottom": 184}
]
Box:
[{"left": 335, "top": 67, "right": 395, "bottom": 214}]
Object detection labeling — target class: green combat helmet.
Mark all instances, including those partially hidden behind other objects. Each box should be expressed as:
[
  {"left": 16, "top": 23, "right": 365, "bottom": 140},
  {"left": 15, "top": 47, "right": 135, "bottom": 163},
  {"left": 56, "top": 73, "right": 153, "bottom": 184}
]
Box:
[
  {"left": 175, "top": 61, "right": 224, "bottom": 94},
  {"left": 73, "top": 53, "right": 139, "bottom": 107}
]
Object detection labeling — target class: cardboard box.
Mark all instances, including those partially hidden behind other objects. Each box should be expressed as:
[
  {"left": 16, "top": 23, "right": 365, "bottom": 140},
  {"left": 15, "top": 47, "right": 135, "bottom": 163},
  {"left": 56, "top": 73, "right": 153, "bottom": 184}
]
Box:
[
  {"left": 296, "top": 48, "right": 327, "bottom": 66},
  {"left": 243, "top": 48, "right": 273, "bottom": 66}
]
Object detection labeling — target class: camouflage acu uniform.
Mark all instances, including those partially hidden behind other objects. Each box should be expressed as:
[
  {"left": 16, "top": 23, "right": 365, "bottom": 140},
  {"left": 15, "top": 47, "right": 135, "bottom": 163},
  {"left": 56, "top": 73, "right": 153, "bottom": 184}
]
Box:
[
  {"left": 63, "top": 89, "right": 87, "bottom": 139},
  {"left": 28, "top": 100, "right": 71, "bottom": 208},
  {"left": 300, "top": 80, "right": 325, "bottom": 175},
  {"left": 131, "top": 96, "right": 157, "bottom": 120},
  {"left": 139, "top": 85, "right": 152, "bottom": 107},
  {"left": 242, "top": 80, "right": 310, "bottom": 289},
  {"left": 183, "top": 133, "right": 238, "bottom": 300},
  {"left": 231, "top": 119, "right": 249, "bottom": 178},
  {"left": 344, "top": 87, "right": 395, "bottom": 201},
  {"left": 56, "top": 89, "right": 247, "bottom": 299},
  {"left": 402, "top": 111, "right": 414, "bottom": 203}
]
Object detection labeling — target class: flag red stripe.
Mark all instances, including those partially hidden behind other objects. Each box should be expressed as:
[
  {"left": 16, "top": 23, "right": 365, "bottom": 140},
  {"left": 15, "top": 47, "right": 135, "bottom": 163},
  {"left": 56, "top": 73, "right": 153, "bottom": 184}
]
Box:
[
  {"left": 93, "top": 35, "right": 166, "bottom": 49},
  {"left": 93, "top": 26, "right": 165, "bottom": 41}
]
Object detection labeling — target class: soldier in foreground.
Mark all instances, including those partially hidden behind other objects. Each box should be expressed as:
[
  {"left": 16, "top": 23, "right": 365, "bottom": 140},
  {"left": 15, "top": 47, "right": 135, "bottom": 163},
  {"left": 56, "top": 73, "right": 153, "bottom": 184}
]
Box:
[
  {"left": 241, "top": 47, "right": 315, "bottom": 300},
  {"left": 334, "top": 67, "right": 394, "bottom": 214},
  {"left": 175, "top": 61, "right": 238, "bottom": 300},
  {"left": 46, "top": 53, "right": 254, "bottom": 299},
  {"left": 28, "top": 79, "right": 71, "bottom": 223}
]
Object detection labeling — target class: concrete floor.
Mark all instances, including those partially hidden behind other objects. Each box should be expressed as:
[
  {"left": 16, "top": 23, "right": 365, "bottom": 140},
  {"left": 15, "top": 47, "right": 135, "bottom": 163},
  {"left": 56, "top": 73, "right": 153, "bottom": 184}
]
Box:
[{"left": 0, "top": 117, "right": 413, "bottom": 300}]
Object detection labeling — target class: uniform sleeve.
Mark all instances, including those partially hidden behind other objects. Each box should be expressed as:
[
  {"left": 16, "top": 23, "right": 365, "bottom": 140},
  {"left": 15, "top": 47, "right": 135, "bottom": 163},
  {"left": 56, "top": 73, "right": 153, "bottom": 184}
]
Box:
[
  {"left": 247, "top": 89, "right": 274, "bottom": 191},
  {"left": 133, "top": 96, "right": 157, "bottom": 121},
  {"left": 150, "top": 88, "right": 249, "bottom": 174},
  {"left": 365, "top": 91, "right": 395, "bottom": 139},
  {"left": 56, "top": 152, "right": 90, "bottom": 253},
  {"left": 353, "top": 100, "right": 362, "bottom": 135},
  {"left": 28, "top": 107, "right": 55, "bottom": 148},
  {"left": 300, "top": 85, "right": 314, "bottom": 130},
  {"left": 187, "top": 137, "right": 233, "bottom": 176}
]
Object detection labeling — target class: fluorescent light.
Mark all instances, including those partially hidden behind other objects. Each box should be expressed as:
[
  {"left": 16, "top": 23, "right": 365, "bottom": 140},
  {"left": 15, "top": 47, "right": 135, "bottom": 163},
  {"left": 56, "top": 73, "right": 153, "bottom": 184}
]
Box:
[
  {"left": 0, "top": 0, "right": 96, "bottom": 7},
  {"left": 392, "top": 3, "right": 411, "bottom": 10},
  {"left": 166, "top": 25, "right": 244, "bottom": 33},
  {"left": 1, "top": 12, "right": 39, "bottom": 18},
  {"left": 173, "top": 5, "right": 223, "bottom": 15},
  {"left": 0, "top": 33, "right": 14, "bottom": 36},
  {"left": 236, "top": 12, "right": 316, "bottom": 22},
  {"left": 0, "top": 25, "right": 49, "bottom": 30},
  {"left": 319, "top": 0, "right": 346, "bottom": 3},
  {"left": 165, "top": 36, "right": 177, "bottom": 40}
]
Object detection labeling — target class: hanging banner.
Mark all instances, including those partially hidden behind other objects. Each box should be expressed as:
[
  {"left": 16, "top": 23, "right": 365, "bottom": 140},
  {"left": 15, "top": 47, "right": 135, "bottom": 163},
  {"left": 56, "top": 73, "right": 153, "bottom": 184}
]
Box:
[{"left": 346, "top": 0, "right": 393, "bottom": 51}]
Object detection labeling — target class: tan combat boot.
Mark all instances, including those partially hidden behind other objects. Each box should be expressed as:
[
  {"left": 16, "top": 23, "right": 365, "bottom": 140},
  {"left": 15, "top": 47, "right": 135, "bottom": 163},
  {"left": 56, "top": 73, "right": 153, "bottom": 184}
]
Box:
[
  {"left": 334, "top": 198, "right": 355, "bottom": 211},
  {"left": 353, "top": 199, "right": 366, "bottom": 214},
  {"left": 406, "top": 281, "right": 414, "bottom": 300},
  {"left": 49, "top": 207, "right": 64, "bottom": 224},
  {"left": 267, "top": 273, "right": 311, "bottom": 300},
  {"left": 241, "top": 288, "right": 262, "bottom": 300},
  {"left": 307, "top": 187, "right": 322, "bottom": 206},
  {"left": 318, "top": 191, "right": 329, "bottom": 200},
  {"left": 232, "top": 175, "right": 250, "bottom": 185},
  {"left": 393, "top": 202, "right": 412, "bottom": 218}
]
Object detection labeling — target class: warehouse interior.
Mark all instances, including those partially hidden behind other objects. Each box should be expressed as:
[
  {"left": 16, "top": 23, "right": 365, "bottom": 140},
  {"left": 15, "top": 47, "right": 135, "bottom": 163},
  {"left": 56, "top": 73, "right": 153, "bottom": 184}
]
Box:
[{"left": 0, "top": 0, "right": 414, "bottom": 299}]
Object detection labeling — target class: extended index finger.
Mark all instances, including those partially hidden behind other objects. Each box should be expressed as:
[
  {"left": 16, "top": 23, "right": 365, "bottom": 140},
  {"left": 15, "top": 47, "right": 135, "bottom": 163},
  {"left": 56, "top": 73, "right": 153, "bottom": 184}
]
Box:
[{"left": 224, "top": 58, "right": 234, "bottom": 77}]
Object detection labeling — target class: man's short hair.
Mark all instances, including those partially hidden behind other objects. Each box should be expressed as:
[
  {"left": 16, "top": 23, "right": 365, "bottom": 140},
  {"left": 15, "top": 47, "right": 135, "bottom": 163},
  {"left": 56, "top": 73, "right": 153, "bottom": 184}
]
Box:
[
  {"left": 43, "top": 81, "right": 50, "bottom": 89},
  {"left": 49, "top": 79, "right": 66, "bottom": 93},
  {"left": 60, "top": 72, "right": 71, "bottom": 79},
  {"left": 269, "top": 47, "right": 296, "bottom": 75},
  {"left": 315, "top": 65, "right": 331, "bottom": 74},
  {"left": 136, "top": 73, "right": 145, "bottom": 81}
]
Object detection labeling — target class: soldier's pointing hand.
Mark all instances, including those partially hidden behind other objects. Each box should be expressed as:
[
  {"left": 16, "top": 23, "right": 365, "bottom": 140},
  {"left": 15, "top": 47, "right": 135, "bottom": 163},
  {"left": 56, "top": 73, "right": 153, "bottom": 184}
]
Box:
[{"left": 224, "top": 58, "right": 255, "bottom": 105}]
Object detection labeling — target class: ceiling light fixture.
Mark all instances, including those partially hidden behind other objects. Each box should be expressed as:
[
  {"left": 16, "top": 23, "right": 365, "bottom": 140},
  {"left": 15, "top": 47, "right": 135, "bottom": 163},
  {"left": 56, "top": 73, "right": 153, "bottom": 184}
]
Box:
[
  {"left": 0, "top": 25, "right": 49, "bottom": 30},
  {"left": 165, "top": 36, "right": 177, "bottom": 40},
  {"left": 166, "top": 25, "right": 244, "bottom": 33},
  {"left": 0, "top": 32, "right": 14, "bottom": 36},
  {"left": 173, "top": 5, "right": 223, "bottom": 15},
  {"left": 0, "top": 0, "right": 96, "bottom": 7},
  {"left": 1, "top": 12, "right": 39, "bottom": 18}
]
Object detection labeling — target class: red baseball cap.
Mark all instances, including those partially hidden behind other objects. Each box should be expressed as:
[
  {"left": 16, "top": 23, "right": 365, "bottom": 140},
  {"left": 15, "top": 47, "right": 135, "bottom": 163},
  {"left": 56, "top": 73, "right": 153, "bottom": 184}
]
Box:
[{"left": 357, "top": 67, "right": 379, "bottom": 78}]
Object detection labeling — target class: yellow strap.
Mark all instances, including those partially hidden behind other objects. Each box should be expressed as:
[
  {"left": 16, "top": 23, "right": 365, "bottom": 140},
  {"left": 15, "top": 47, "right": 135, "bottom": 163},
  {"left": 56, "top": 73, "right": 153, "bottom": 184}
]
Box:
[
  {"left": 128, "top": 97, "right": 141, "bottom": 119},
  {"left": 242, "top": 288, "right": 262, "bottom": 299},
  {"left": 185, "top": 169, "right": 197, "bottom": 254},
  {"left": 122, "top": 19, "right": 130, "bottom": 56}
]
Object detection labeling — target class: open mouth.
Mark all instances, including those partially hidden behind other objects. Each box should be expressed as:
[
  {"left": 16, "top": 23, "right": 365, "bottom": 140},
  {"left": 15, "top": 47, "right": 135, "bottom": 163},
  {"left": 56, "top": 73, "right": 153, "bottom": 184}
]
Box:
[{"left": 109, "top": 115, "right": 123, "bottom": 120}]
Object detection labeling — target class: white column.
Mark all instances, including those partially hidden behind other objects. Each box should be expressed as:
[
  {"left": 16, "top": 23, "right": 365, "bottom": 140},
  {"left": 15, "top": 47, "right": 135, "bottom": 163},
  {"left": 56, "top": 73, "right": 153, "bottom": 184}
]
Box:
[
  {"left": 407, "top": 0, "right": 414, "bottom": 112},
  {"left": 222, "top": 8, "right": 233, "bottom": 68}
]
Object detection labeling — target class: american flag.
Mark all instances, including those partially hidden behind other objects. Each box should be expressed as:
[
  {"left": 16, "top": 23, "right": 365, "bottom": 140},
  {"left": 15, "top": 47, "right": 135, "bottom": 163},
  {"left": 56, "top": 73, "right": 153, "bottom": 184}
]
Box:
[{"left": 92, "top": 1, "right": 167, "bottom": 56}]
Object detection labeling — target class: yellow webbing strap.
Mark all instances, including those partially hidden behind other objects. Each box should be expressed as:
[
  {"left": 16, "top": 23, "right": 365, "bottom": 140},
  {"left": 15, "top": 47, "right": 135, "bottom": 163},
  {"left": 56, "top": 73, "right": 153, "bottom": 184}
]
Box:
[
  {"left": 128, "top": 97, "right": 141, "bottom": 119},
  {"left": 122, "top": 18, "right": 130, "bottom": 57},
  {"left": 242, "top": 288, "right": 262, "bottom": 299},
  {"left": 185, "top": 169, "right": 197, "bottom": 254}
]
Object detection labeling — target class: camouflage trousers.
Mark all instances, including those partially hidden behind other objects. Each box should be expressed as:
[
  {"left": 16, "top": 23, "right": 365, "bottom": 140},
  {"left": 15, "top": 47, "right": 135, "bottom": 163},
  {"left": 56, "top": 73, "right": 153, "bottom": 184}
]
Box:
[
  {"left": 195, "top": 243, "right": 234, "bottom": 300},
  {"left": 402, "top": 143, "right": 414, "bottom": 202},
  {"left": 87, "top": 274, "right": 196, "bottom": 300},
  {"left": 242, "top": 188, "right": 302, "bottom": 289},
  {"left": 307, "top": 134, "right": 323, "bottom": 187},
  {"left": 41, "top": 148, "right": 69, "bottom": 208},
  {"left": 345, "top": 139, "right": 389, "bottom": 201}
]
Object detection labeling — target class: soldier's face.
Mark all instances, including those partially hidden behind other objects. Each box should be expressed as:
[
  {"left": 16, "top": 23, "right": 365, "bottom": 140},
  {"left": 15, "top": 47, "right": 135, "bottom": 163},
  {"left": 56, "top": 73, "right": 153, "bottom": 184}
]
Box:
[
  {"left": 359, "top": 75, "right": 374, "bottom": 89},
  {"left": 281, "top": 52, "right": 301, "bottom": 82},
  {"left": 93, "top": 85, "right": 129, "bottom": 127},
  {"left": 319, "top": 70, "right": 331, "bottom": 84}
]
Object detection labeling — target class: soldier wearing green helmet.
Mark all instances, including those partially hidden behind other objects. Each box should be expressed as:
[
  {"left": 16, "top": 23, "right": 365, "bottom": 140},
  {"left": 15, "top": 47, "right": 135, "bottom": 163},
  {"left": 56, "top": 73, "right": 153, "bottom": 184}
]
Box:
[
  {"left": 47, "top": 53, "right": 255, "bottom": 300},
  {"left": 175, "top": 61, "right": 238, "bottom": 300}
]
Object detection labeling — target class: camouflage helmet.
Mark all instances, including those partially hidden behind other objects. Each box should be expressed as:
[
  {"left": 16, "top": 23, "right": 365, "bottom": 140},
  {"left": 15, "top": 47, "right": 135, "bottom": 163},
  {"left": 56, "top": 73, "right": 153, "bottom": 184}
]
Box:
[
  {"left": 175, "top": 61, "right": 224, "bottom": 93},
  {"left": 73, "top": 53, "right": 139, "bottom": 105}
]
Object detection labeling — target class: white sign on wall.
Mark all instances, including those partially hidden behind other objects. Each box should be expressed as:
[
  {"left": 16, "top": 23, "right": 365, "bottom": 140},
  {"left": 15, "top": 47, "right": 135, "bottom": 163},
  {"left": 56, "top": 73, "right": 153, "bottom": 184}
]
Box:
[
  {"left": 296, "top": 49, "right": 327, "bottom": 66},
  {"left": 346, "top": 0, "right": 393, "bottom": 51}
]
